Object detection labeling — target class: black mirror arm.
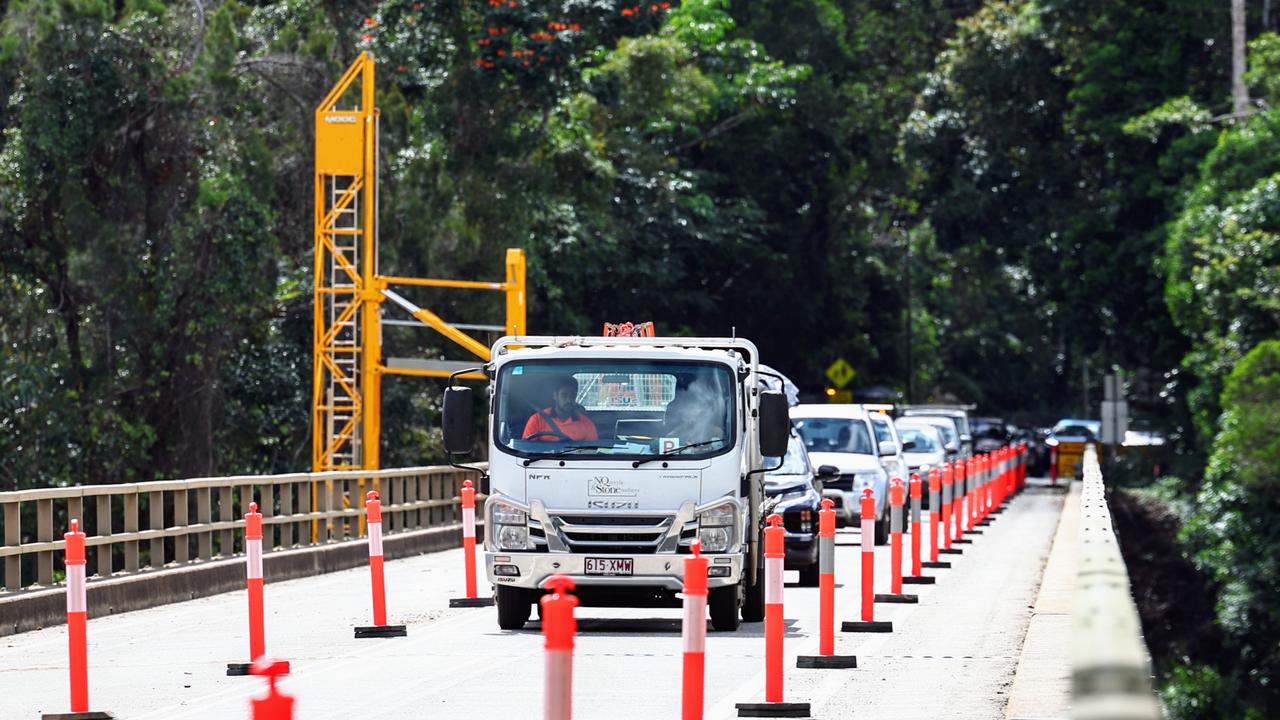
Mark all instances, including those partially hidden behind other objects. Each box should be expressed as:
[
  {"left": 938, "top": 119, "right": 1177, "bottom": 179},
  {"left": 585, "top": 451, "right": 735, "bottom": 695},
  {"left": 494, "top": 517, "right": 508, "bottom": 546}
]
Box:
[{"left": 746, "top": 457, "right": 785, "bottom": 478}]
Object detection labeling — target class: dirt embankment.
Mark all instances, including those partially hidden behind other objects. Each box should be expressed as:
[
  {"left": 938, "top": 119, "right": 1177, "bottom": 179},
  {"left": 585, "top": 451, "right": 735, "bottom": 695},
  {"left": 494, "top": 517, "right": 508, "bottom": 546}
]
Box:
[{"left": 1108, "top": 488, "right": 1222, "bottom": 675}]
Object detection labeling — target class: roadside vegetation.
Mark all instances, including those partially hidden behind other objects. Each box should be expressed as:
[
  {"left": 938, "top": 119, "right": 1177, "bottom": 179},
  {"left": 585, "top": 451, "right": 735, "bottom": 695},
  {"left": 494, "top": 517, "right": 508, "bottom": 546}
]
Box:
[{"left": 0, "top": 1, "right": 1277, "bottom": 713}]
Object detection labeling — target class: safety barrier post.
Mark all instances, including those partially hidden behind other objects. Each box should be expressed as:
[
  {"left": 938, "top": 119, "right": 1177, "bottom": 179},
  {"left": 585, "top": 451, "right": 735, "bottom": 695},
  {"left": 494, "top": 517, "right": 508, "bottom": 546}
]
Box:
[
  {"left": 877, "top": 479, "right": 918, "bottom": 601},
  {"left": 923, "top": 467, "right": 952, "bottom": 567},
  {"left": 543, "top": 575, "right": 578, "bottom": 720},
  {"left": 355, "top": 491, "right": 407, "bottom": 637},
  {"left": 952, "top": 459, "right": 965, "bottom": 542},
  {"left": 798, "top": 500, "right": 857, "bottom": 669},
  {"left": 42, "top": 520, "right": 114, "bottom": 720},
  {"left": 909, "top": 475, "right": 923, "bottom": 575},
  {"left": 249, "top": 659, "right": 294, "bottom": 720},
  {"left": 940, "top": 462, "right": 953, "bottom": 550},
  {"left": 737, "top": 515, "right": 810, "bottom": 717},
  {"left": 965, "top": 457, "right": 980, "bottom": 534},
  {"left": 682, "top": 541, "right": 708, "bottom": 720},
  {"left": 449, "top": 479, "right": 494, "bottom": 608},
  {"left": 843, "top": 489, "right": 892, "bottom": 633},
  {"left": 229, "top": 503, "right": 287, "bottom": 676}
]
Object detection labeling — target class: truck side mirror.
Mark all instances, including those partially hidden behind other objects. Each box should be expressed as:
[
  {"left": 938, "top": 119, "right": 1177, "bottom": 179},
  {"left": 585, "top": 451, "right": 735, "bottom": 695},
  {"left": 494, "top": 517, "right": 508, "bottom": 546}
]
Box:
[
  {"left": 442, "top": 386, "right": 475, "bottom": 455},
  {"left": 758, "top": 390, "right": 790, "bottom": 458},
  {"left": 878, "top": 440, "right": 899, "bottom": 457},
  {"left": 901, "top": 440, "right": 917, "bottom": 451}
]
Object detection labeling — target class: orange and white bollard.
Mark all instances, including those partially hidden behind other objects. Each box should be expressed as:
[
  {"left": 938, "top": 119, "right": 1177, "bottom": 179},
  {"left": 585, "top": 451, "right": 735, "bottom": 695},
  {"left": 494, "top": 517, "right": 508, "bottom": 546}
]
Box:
[
  {"left": 682, "top": 541, "right": 708, "bottom": 720},
  {"left": 355, "top": 491, "right": 407, "bottom": 638},
  {"left": 543, "top": 575, "right": 578, "bottom": 720},
  {"left": 249, "top": 658, "right": 294, "bottom": 720},
  {"left": 952, "top": 459, "right": 966, "bottom": 542},
  {"left": 450, "top": 479, "right": 494, "bottom": 608},
  {"left": 940, "top": 462, "right": 953, "bottom": 550},
  {"left": 902, "top": 474, "right": 937, "bottom": 587},
  {"left": 843, "top": 489, "right": 892, "bottom": 633},
  {"left": 923, "top": 467, "right": 953, "bottom": 567},
  {"left": 736, "top": 515, "right": 810, "bottom": 717},
  {"left": 878, "top": 478, "right": 922, "bottom": 599},
  {"left": 909, "top": 474, "right": 924, "bottom": 575},
  {"left": 229, "top": 502, "right": 286, "bottom": 676},
  {"left": 49, "top": 520, "right": 112, "bottom": 720},
  {"left": 798, "top": 500, "right": 857, "bottom": 669}
]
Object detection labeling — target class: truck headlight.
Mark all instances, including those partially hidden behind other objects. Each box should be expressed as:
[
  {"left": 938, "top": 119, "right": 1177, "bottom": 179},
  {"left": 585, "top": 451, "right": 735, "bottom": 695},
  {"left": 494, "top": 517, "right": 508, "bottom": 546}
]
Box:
[
  {"left": 490, "top": 500, "right": 528, "bottom": 525},
  {"left": 698, "top": 527, "right": 731, "bottom": 552},
  {"left": 697, "top": 502, "right": 737, "bottom": 527},
  {"left": 496, "top": 525, "right": 529, "bottom": 550}
]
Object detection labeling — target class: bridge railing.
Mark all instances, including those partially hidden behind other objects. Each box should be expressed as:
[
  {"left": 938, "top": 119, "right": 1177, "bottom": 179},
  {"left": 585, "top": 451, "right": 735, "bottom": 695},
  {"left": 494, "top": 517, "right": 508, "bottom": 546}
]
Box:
[
  {"left": 1072, "top": 445, "right": 1161, "bottom": 719},
  {"left": 1, "top": 465, "right": 482, "bottom": 594}
]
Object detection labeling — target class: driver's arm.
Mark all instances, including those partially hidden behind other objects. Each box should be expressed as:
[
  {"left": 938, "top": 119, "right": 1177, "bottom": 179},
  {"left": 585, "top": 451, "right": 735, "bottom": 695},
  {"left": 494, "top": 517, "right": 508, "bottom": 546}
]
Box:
[{"left": 522, "top": 413, "right": 550, "bottom": 440}]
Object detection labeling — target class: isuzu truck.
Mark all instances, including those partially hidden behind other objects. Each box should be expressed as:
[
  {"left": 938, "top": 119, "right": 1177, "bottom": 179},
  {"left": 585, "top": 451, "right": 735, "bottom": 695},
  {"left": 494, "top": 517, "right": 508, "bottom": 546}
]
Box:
[{"left": 441, "top": 333, "right": 790, "bottom": 631}]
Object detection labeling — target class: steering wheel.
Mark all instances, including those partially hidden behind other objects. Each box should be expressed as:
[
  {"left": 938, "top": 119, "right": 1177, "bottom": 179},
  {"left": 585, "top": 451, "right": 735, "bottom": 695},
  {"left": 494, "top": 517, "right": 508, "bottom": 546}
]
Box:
[{"left": 525, "top": 430, "right": 570, "bottom": 441}]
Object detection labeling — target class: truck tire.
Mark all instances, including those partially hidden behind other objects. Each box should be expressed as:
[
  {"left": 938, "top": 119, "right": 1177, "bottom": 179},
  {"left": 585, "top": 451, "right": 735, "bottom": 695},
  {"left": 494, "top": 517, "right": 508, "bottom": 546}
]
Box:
[
  {"left": 496, "top": 585, "right": 531, "bottom": 630},
  {"left": 798, "top": 563, "right": 820, "bottom": 587},
  {"left": 740, "top": 552, "right": 766, "bottom": 623},
  {"left": 709, "top": 585, "right": 741, "bottom": 631}
]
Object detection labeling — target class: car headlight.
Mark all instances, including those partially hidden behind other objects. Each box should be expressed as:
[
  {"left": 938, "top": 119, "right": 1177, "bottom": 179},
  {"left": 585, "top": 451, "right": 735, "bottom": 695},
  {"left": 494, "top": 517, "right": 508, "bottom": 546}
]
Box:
[
  {"left": 697, "top": 502, "right": 737, "bottom": 527},
  {"left": 855, "top": 472, "right": 880, "bottom": 490},
  {"left": 698, "top": 526, "right": 731, "bottom": 552},
  {"left": 490, "top": 499, "right": 528, "bottom": 525},
  {"left": 496, "top": 525, "right": 529, "bottom": 551}
]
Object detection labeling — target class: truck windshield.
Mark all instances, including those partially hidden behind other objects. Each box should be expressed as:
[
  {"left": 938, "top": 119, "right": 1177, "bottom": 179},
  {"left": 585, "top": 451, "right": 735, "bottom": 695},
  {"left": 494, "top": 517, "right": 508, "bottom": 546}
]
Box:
[
  {"left": 794, "top": 418, "right": 874, "bottom": 455},
  {"left": 493, "top": 360, "right": 736, "bottom": 460}
]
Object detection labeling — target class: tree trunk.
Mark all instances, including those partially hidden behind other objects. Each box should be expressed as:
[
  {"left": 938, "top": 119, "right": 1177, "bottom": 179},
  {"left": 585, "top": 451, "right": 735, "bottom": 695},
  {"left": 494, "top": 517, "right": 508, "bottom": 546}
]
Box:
[{"left": 1232, "top": 0, "right": 1249, "bottom": 116}]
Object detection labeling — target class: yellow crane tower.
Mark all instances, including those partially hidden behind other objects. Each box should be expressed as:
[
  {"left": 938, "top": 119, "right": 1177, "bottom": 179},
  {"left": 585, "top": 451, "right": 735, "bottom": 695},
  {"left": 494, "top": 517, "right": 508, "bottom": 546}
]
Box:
[{"left": 312, "top": 52, "right": 526, "bottom": 474}]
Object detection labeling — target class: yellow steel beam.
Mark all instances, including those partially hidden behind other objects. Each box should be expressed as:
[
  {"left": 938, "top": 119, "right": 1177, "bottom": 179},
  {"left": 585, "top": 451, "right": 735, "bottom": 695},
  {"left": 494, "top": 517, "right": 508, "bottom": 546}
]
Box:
[
  {"left": 380, "top": 365, "right": 487, "bottom": 381},
  {"left": 380, "top": 275, "right": 508, "bottom": 291}
]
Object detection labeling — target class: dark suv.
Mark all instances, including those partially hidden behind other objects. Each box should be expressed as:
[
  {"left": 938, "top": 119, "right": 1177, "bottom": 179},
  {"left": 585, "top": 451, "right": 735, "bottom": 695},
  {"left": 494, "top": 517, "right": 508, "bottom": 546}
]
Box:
[{"left": 763, "top": 431, "right": 832, "bottom": 586}]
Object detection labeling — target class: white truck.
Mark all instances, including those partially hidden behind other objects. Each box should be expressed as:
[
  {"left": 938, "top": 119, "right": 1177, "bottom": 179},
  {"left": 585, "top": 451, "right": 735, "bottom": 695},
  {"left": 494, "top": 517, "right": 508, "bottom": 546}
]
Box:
[{"left": 441, "top": 334, "right": 791, "bottom": 631}]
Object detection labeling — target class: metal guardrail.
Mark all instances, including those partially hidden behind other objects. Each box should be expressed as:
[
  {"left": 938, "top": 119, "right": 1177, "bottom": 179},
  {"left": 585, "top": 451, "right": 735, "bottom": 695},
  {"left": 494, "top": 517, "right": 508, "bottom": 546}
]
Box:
[
  {"left": 1072, "top": 446, "right": 1162, "bottom": 719},
  {"left": 1, "top": 465, "right": 482, "bottom": 594}
]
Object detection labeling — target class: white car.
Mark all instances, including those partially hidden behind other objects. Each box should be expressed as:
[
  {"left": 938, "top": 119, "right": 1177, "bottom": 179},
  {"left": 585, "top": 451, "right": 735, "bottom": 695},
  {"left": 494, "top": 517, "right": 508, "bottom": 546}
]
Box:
[
  {"left": 866, "top": 409, "right": 909, "bottom": 488},
  {"left": 791, "top": 404, "right": 891, "bottom": 543},
  {"left": 903, "top": 414, "right": 963, "bottom": 461},
  {"left": 894, "top": 418, "right": 949, "bottom": 481}
]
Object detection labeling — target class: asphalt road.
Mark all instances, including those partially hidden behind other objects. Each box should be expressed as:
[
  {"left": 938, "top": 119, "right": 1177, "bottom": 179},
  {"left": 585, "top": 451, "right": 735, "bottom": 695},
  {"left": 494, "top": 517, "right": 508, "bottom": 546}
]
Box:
[{"left": 1, "top": 480, "right": 1067, "bottom": 720}]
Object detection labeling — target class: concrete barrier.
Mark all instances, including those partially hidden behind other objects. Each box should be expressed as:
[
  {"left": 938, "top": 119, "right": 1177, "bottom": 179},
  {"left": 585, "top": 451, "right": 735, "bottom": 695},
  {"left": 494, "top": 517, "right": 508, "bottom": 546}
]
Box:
[{"left": 1071, "top": 446, "right": 1161, "bottom": 720}]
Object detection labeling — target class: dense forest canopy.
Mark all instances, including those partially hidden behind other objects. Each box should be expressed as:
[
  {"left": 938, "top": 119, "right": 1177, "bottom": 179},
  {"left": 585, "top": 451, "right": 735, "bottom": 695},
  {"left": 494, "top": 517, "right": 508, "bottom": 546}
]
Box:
[{"left": 2, "top": 1, "right": 1279, "bottom": 711}]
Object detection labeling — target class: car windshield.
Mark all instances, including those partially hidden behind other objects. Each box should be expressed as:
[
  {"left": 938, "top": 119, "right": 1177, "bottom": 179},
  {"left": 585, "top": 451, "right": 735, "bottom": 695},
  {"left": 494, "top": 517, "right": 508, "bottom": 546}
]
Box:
[
  {"left": 766, "top": 435, "right": 810, "bottom": 477},
  {"left": 972, "top": 419, "right": 1005, "bottom": 439},
  {"left": 898, "top": 427, "right": 940, "bottom": 453},
  {"left": 494, "top": 360, "right": 736, "bottom": 459},
  {"left": 794, "top": 418, "right": 874, "bottom": 455},
  {"left": 919, "top": 420, "right": 957, "bottom": 446}
]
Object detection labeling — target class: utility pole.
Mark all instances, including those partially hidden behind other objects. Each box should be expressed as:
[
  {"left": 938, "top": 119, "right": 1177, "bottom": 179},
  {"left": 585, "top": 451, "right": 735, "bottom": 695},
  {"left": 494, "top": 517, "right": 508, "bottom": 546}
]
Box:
[
  {"left": 903, "top": 230, "right": 914, "bottom": 404},
  {"left": 1232, "top": 0, "right": 1249, "bottom": 116}
]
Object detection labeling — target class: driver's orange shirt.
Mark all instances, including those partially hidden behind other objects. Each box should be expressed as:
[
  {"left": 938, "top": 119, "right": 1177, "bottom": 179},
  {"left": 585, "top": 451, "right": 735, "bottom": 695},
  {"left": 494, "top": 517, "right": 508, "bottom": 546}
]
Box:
[{"left": 522, "top": 409, "right": 598, "bottom": 441}]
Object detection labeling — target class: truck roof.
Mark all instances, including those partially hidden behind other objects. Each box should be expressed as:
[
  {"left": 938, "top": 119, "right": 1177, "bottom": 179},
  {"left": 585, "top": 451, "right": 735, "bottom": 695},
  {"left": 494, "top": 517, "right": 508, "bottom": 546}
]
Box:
[{"left": 490, "top": 335, "right": 758, "bottom": 371}]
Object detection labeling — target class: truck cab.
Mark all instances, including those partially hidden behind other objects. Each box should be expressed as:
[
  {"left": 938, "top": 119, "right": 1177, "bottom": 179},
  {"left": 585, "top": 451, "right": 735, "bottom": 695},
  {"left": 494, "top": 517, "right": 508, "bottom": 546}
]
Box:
[{"left": 441, "top": 335, "right": 789, "bottom": 632}]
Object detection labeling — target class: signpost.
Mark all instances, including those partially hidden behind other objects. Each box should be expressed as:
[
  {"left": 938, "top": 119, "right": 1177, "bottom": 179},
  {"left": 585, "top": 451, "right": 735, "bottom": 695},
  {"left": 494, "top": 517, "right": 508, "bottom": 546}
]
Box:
[{"left": 825, "top": 358, "right": 855, "bottom": 403}]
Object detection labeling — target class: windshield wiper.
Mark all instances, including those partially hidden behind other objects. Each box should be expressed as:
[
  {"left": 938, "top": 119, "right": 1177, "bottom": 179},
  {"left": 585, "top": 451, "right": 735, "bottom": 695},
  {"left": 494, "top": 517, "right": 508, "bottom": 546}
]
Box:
[
  {"left": 521, "top": 444, "right": 613, "bottom": 466},
  {"left": 631, "top": 440, "right": 724, "bottom": 468}
]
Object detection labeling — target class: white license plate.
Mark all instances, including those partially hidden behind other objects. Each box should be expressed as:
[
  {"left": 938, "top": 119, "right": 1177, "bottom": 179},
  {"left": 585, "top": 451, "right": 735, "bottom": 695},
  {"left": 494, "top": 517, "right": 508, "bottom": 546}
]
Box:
[{"left": 585, "top": 558, "right": 633, "bottom": 576}]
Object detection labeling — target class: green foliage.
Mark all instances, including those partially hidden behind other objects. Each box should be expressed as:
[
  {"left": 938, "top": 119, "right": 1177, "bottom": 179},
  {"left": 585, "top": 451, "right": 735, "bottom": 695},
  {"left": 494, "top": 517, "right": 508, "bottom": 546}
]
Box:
[{"left": 1177, "top": 341, "right": 1280, "bottom": 716}]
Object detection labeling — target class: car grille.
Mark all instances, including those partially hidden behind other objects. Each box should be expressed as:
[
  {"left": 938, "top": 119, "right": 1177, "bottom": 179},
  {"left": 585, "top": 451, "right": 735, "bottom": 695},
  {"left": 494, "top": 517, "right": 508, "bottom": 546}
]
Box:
[
  {"left": 826, "top": 474, "right": 856, "bottom": 491},
  {"left": 782, "top": 512, "right": 809, "bottom": 534}
]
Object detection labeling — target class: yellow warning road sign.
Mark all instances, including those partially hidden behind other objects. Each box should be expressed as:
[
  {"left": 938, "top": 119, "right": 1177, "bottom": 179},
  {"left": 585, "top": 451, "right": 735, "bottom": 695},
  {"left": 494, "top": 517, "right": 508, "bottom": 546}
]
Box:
[{"left": 825, "top": 358, "right": 855, "bottom": 389}]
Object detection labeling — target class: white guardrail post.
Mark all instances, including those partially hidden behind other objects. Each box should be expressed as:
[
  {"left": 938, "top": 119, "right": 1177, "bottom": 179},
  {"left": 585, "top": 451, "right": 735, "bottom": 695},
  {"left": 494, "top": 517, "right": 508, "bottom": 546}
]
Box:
[{"left": 1071, "top": 446, "right": 1162, "bottom": 720}]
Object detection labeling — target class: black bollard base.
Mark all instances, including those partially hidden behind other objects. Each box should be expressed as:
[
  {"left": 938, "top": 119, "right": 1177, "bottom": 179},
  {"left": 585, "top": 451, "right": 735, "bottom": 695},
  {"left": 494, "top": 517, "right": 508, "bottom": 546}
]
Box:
[
  {"left": 953, "top": 538, "right": 973, "bottom": 544},
  {"left": 42, "top": 713, "right": 116, "bottom": 719},
  {"left": 923, "top": 561, "right": 952, "bottom": 569},
  {"left": 940, "top": 547, "right": 964, "bottom": 554},
  {"left": 448, "top": 597, "right": 495, "bottom": 608},
  {"left": 875, "top": 593, "right": 918, "bottom": 604},
  {"left": 737, "top": 702, "right": 812, "bottom": 717},
  {"left": 797, "top": 654, "right": 858, "bottom": 669},
  {"left": 903, "top": 575, "right": 936, "bottom": 585},
  {"left": 977, "top": 519, "right": 993, "bottom": 526},
  {"left": 226, "top": 663, "right": 252, "bottom": 676},
  {"left": 990, "top": 508, "right": 1005, "bottom": 515},
  {"left": 842, "top": 620, "right": 893, "bottom": 633},
  {"left": 354, "top": 624, "right": 408, "bottom": 639}
]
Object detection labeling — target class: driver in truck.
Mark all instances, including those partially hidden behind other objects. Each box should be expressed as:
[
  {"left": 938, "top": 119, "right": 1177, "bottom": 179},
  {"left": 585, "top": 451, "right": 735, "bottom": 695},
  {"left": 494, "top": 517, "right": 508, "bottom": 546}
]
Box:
[{"left": 522, "top": 375, "right": 598, "bottom": 441}]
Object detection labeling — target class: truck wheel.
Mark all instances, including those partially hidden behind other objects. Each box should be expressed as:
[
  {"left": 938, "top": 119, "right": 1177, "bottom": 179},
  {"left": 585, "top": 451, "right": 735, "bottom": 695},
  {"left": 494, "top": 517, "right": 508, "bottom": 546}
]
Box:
[
  {"left": 740, "top": 552, "right": 766, "bottom": 623},
  {"left": 798, "top": 563, "right": 820, "bottom": 587},
  {"left": 496, "top": 585, "right": 531, "bottom": 630},
  {"left": 709, "top": 586, "right": 741, "bottom": 631},
  {"left": 874, "top": 517, "right": 889, "bottom": 545}
]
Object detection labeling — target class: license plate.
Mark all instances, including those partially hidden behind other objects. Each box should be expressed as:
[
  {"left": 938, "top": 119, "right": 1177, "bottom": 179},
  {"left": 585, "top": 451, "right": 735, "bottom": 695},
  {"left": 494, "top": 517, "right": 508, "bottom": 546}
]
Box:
[{"left": 585, "top": 557, "right": 633, "bottom": 576}]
